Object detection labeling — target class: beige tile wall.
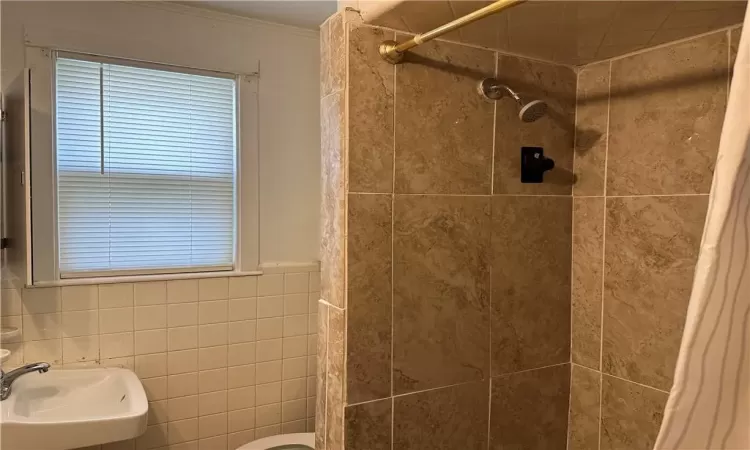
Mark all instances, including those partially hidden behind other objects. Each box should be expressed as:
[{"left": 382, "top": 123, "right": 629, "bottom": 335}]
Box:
[
  {"left": 318, "top": 10, "right": 347, "bottom": 450},
  {"left": 320, "top": 10, "right": 738, "bottom": 450},
  {"left": 320, "top": 10, "right": 577, "bottom": 450},
  {"left": 0, "top": 266, "right": 320, "bottom": 450},
  {"left": 568, "top": 27, "right": 737, "bottom": 450}
]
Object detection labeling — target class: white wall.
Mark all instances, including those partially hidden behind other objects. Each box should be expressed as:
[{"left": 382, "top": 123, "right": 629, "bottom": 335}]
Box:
[{"left": 1, "top": 1, "right": 321, "bottom": 282}]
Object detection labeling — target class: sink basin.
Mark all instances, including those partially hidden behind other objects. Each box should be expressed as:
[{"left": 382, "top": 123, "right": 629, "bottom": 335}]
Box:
[{"left": 1, "top": 368, "right": 148, "bottom": 450}]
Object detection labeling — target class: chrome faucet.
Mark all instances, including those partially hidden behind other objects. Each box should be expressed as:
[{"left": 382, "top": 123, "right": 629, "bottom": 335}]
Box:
[{"left": 0, "top": 362, "right": 50, "bottom": 400}]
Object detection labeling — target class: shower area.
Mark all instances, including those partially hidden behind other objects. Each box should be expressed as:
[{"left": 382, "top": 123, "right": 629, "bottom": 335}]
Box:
[{"left": 317, "top": 1, "right": 745, "bottom": 448}]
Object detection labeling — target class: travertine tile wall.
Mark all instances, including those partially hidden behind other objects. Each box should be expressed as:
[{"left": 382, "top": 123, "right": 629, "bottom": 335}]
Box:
[
  {"left": 319, "top": 10, "right": 347, "bottom": 450},
  {"left": 319, "top": 11, "right": 576, "bottom": 449},
  {"left": 568, "top": 27, "right": 739, "bottom": 450},
  {"left": 0, "top": 266, "right": 320, "bottom": 450}
]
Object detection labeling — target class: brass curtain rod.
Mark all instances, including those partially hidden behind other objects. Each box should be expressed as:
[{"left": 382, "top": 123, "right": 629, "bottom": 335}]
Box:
[{"left": 379, "top": 0, "right": 527, "bottom": 64}]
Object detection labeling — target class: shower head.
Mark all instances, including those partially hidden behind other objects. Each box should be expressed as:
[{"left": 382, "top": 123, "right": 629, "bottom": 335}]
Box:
[
  {"left": 478, "top": 78, "right": 548, "bottom": 123},
  {"left": 519, "top": 99, "right": 547, "bottom": 123}
]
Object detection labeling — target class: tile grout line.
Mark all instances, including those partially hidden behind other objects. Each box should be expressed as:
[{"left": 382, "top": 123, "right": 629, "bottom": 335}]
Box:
[
  {"left": 568, "top": 361, "right": 671, "bottom": 395},
  {"left": 569, "top": 194, "right": 710, "bottom": 198},
  {"left": 579, "top": 25, "right": 741, "bottom": 71},
  {"left": 598, "top": 59, "right": 613, "bottom": 450},
  {"left": 348, "top": 362, "right": 576, "bottom": 409},
  {"left": 492, "top": 361, "right": 571, "bottom": 378},
  {"left": 486, "top": 50, "right": 499, "bottom": 450},
  {"left": 567, "top": 65, "right": 581, "bottom": 450},
  {"left": 570, "top": 361, "right": 600, "bottom": 374},
  {"left": 591, "top": 4, "right": 618, "bottom": 60},
  {"left": 390, "top": 28, "right": 397, "bottom": 450},
  {"left": 644, "top": 2, "right": 679, "bottom": 54},
  {"left": 391, "top": 378, "right": 484, "bottom": 400},
  {"left": 602, "top": 372, "right": 671, "bottom": 395},
  {"left": 318, "top": 299, "right": 344, "bottom": 312},
  {"left": 347, "top": 192, "right": 576, "bottom": 197},
  {"left": 345, "top": 396, "right": 390, "bottom": 408},
  {"left": 487, "top": 377, "right": 493, "bottom": 450},
  {"left": 608, "top": 193, "right": 710, "bottom": 198}
]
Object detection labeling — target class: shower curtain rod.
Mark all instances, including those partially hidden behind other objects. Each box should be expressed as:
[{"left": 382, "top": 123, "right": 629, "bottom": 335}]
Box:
[{"left": 379, "top": 0, "right": 527, "bottom": 64}]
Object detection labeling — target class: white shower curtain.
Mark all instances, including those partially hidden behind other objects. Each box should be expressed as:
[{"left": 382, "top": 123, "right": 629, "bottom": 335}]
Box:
[{"left": 655, "top": 12, "right": 750, "bottom": 450}]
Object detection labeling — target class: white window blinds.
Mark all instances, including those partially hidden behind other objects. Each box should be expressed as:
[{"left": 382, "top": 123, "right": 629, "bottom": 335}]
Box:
[{"left": 55, "top": 56, "right": 237, "bottom": 276}]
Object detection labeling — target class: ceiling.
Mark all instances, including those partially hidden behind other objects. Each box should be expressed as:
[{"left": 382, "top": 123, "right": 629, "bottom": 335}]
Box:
[
  {"left": 184, "top": 0, "right": 337, "bottom": 29},
  {"left": 178, "top": 1, "right": 745, "bottom": 63},
  {"left": 366, "top": 0, "right": 747, "bottom": 65}
]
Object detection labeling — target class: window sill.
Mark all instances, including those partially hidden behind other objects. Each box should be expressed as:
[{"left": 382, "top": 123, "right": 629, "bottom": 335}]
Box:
[{"left": 28, "top": 270, "right": 264, "bottom": 288}]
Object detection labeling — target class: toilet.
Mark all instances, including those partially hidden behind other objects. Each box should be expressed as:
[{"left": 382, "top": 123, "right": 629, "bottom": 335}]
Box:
[{"left": 238, "top": 432, "right": 315, "bottom": 450}]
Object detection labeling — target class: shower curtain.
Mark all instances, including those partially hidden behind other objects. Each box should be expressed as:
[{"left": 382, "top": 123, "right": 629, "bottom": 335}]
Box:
[{"left": 654, "top": 11, "right": 750, "bottom": 450}]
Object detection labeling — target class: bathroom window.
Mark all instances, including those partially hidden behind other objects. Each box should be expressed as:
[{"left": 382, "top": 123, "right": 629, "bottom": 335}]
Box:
[{"left": 50, "top": 54, "right": 239, "bottom": 278}]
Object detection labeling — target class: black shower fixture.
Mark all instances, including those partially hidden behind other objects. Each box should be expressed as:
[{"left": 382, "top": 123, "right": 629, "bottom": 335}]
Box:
[{"left": 521, "top": 147, "right": 555, "bottom": 183}]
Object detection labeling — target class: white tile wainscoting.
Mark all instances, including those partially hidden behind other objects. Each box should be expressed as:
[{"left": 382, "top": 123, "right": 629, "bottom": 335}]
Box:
[{"left": 0, "top": 265, "right": 320, "bottom": 450}]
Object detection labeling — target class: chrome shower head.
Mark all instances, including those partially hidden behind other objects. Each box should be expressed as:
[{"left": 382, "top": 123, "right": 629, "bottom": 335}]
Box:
[
  {"left": 519, "top": 99, "right": 547, "bottom": 123},
  {"left": 478, "top": 78, "right": 548, "bottom": 123}
]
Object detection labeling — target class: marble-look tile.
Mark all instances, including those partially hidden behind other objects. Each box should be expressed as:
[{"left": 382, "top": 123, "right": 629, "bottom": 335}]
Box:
[
  {"left": 349, "top": 26, "right": 395, "bottom": 193},
  {"left": 393, "top": 195, "right": 490, "bottom": 393},
  {"left": 648, "top": 26, "right": 716, "bottom": 48},
  {"left": 400, "top": 1, "right": 453, "bottom": 34},
  {"left": 568, "top": 365, "right": 601, "bottom": 450},
  {"left": 365, "top": 3, "right": 409, "bottom": 32},
  {"left": 607, "top": 32, "right": 728, "bottom": 195},
  {"left": 394, "top": 38, "right": 495, "bottom": 194},
  {"left": 490, "top": 364, "right": 570, "bottom": 449},
  {"left": 315, "top": 302, "right": 329, "bottom": 450},
  {"left": 494, "top": 54, "right": 576, "bottom": 195},
  {"left": 572, "top": 197, "right": 604, "bottom": 370},
  {"left": 502, "top": 2, "right": 565, "bottom": 61},
  {"left": 345, "top": 399, "right": 392, "bottom": 450},
  {"left": 603, "top": 196, "right": 708, "bottom": 390},
  {"left": 601, "top": 375, "right": 668, "bottom": 450},
  {"left": 714, "top": 3, "right": 749, "bottom": 29},
  {"left": 320, "top": 19, "right": 331, "bottom": 98},
  {"left": 394, "top": 381, "right": 489, "bottom": 450},
  {"left": 451, "top": 1, "right": 506, "bottom": 49},
  {"left": 330, "top": 13, "right": 346, "bottom": 95},
  {"left": 491, "top": 196, "right": 571, "bottom": 374},
  {"left": 369, "top": 1, "right": 452, "bottom": 35},
  {"left": 574, "top": 62, "right": 610, "bottom": 196},
  {"left": 320, "top": 92, "right": 346, "bottom": 309},
  {"left": 347, "top": 194, "right": 392, "bottom": 403},
  {"left": 326, "top": 307, "right": 345, "bottom": 450}
]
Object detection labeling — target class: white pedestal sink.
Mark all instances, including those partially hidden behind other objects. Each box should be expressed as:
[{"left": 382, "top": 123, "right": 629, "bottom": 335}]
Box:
[{"left": 0, "top": 368, "right": 148, "bottom": 450}]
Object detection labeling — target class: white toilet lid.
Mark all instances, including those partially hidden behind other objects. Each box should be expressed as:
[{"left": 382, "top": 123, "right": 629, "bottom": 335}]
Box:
[{"left": 237, "top": 433, "right": 314, "bottom": 450}]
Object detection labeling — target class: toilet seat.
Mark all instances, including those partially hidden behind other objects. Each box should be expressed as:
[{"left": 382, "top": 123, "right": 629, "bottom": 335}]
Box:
[{"left": 237, "top": 432, "right": 314, "bottom": 450}]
